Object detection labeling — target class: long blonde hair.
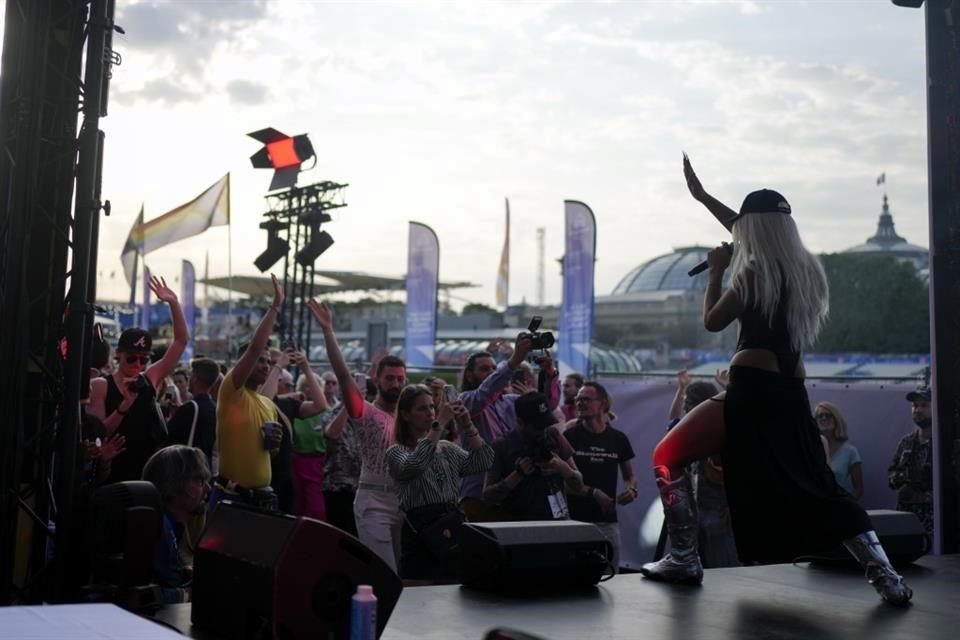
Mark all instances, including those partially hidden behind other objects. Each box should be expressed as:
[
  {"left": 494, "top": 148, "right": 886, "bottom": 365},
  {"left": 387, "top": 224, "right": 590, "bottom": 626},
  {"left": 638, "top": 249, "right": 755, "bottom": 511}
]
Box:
[{"left": 729, "top": 212, "right": 829, "bottom": 352}]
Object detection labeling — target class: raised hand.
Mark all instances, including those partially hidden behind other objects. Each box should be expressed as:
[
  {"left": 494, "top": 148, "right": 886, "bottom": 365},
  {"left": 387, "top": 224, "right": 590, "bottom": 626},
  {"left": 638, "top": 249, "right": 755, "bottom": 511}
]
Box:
[
  {"left": 307, "top": 299, "right": 333, "bottom": 332},
  {"left": 149, "top": 276, "right": 178, "bottom": 305},
  {"left": 509, "top": 333, "right": 532, "bottom": 368},
  {"left": 677, "top": 369, "right": 691, "bottom": 389},
  {"left": 683, "top": 152, "right": 706, "bottom": 202},
  {"left": 714, "top": 368, "right": 731, "bottom": 389},
  {"left": 99, "top": 433, "right": 127, "bottom": 462},
  {"left": 270, "top": 273, "right": 285, "bottom": 310}
]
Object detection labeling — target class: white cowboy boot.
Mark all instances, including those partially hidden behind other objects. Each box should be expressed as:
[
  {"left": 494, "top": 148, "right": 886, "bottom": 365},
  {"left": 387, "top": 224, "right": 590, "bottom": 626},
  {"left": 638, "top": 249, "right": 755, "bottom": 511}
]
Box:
[
  {"left": 843, "top": 530, "right": 913, "bottom": 606},
  {"left": 641, "top": 467, "right": 703, "bottom": 584}
]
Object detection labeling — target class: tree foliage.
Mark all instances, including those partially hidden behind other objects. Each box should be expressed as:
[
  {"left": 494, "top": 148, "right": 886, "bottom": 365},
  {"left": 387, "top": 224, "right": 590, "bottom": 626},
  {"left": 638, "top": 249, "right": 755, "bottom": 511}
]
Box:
[{"left": 814, "top": 253, "right": 929, "bottom": 353}]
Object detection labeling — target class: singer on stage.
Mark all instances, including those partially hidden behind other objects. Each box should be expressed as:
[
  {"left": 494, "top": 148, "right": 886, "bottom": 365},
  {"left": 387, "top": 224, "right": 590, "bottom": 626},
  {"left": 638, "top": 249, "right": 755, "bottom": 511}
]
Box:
[{"left": 640, "top": 155, "right": 912, "bottom": 605}]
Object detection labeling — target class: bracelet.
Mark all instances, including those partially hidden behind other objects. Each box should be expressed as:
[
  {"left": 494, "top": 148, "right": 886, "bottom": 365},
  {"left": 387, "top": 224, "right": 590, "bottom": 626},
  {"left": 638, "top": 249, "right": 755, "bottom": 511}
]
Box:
[{"left": 116, "top": 407, "right": 129, "bottom": 416}]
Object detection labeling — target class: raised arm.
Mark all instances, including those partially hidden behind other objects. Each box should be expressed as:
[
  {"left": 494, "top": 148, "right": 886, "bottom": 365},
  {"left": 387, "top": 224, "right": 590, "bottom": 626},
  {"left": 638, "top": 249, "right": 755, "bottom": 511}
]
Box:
[
  {"left": 451, "top": 403, "right": 493, "bottom": 475},
  {"left": 292, "top": 349, "right": 329, "bottom": 417},
  {"left": 668, "top": 369, "right": 690, "bottom": 420},
  {"left": 684, "top": 153, "right": 738, "bottom": 232},
  {"left": 145, "top": 276, "right": 190, "bottom": 388},
  {"left": 232, "top": 274, "right": 284, "bottom": 388},
  {"left": 259, "top": 349, "right": 290, "bottom": 400},
  {"left": 324, "top": 405, "right": 348, "bottom": 440},
  {"left": 308, "top": 299, "right": 365, "bottom": 419},
  {"left": 461, "top": 334, "right": 532, "bottom": 415}
]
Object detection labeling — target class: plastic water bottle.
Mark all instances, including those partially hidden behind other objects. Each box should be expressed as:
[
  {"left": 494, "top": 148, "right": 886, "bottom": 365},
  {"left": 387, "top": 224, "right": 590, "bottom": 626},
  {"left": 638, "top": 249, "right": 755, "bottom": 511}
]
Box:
[{"left": 350, "top": 584, "right": 377, "bottom": 640}]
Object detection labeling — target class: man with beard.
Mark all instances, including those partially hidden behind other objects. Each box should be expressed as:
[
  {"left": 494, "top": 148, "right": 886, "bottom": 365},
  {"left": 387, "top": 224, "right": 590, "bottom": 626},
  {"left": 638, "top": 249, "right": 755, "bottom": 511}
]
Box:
[
  {"left": 211, "top": 275, "right": 284, "bottom": 510},
  {"left": 142, "top": 445, "right": 211, "bottom": 604},
  {"left": 308, "top": 299, "right": 406, "bottom": 572},
  {"left": 888, "top": 385, "right": 934, "bottom": 539},
  {"left": 458, "top": 335, "right": 543, "bottom": 519}
]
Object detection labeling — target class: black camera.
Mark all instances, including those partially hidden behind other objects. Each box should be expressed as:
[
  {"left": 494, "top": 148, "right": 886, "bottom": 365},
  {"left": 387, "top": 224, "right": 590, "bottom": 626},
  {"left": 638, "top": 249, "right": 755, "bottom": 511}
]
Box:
[{"left": 526, "top": 316, "right": 555, "bottom": 351}]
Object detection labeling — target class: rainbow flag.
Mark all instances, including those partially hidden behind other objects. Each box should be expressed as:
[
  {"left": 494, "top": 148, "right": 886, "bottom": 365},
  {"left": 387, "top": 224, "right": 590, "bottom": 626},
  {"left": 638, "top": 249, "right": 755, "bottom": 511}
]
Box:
[
  {"left": 120, "top": 174, "right": 230, "bottom": 286},
  {"left": 496, "top": 198, "right": 510, "bottom": 308}
]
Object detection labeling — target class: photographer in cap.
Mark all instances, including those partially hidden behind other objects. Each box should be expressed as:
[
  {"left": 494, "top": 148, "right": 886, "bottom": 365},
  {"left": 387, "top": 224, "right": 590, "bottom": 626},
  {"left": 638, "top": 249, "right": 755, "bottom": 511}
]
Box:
[
  {"left": 888, "top": 385, "right": 934, "bottom": 539},
  {"left": 482, "top": 392, "right": 583, "bottom": 521},
  {"left": 88, "top": 275, "right": 189, "bottom": 483}
]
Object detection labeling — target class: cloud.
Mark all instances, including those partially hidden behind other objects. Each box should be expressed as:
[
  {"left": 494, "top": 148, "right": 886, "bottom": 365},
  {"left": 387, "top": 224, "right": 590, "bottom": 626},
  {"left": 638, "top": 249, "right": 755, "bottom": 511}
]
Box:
[
  {"left": 112, "top": 0, "right": 271, "bottom": 105},
  {"left": 225, "top": 79, "right": 269, "bottom": 105},
  {"left": 114, "top": 77, "right": 202, "bottom": 106}
]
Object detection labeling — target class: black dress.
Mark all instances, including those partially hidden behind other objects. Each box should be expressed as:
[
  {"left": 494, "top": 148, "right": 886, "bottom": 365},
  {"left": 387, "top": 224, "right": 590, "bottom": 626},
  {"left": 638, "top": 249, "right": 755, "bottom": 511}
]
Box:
[
  {"left": 104, "top": 375, "right": 168, "bottom": 483},
  {"left": 721, "top": 274, "right": 870, "bottom": 563}
]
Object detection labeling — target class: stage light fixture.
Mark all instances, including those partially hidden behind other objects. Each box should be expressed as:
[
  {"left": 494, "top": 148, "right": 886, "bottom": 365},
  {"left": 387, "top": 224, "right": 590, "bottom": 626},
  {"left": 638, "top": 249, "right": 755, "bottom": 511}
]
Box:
[
  {"left": 296, "top": 229, "right": 334, "bottom": 266},
  {"left": 254, "top": 219, "right": 289, "bottom": 272},
  {"left": 248, "top": 127, "right": 316, "bottom": 192}
]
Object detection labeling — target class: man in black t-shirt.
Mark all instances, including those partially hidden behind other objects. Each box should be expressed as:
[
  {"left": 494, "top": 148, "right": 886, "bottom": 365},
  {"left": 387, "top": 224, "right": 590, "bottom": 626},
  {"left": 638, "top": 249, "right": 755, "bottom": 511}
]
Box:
[
  {"left": 564, "top": 382, "right": 637, "bottom": 572},
  {"left": 483, "top": 393, "right": 583, "bottom": 521}
]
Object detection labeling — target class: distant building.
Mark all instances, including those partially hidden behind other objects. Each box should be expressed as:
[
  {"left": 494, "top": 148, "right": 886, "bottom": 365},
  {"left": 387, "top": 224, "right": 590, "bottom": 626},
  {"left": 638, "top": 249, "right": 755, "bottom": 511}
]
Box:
[
  {"left": 526, "top": 246, "right": 738, "bottom": 367},
  {"left": 844, "top": 194, "right": 928, "bottom": 273}
]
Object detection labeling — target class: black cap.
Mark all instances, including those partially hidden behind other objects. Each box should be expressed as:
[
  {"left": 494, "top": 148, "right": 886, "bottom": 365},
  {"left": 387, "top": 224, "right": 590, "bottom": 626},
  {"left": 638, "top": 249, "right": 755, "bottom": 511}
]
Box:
[
  {"left": 515, "top": 392, "right": 558, "bottom": 430},
  {"left": 906, "top": 386, "right": 931, "bottom": 402},
  {"left": 117, "top": 328, "right": 152, "bottom": 354},
  {"left": 730, "top": 189, "right": 792, "bottom": 224}
]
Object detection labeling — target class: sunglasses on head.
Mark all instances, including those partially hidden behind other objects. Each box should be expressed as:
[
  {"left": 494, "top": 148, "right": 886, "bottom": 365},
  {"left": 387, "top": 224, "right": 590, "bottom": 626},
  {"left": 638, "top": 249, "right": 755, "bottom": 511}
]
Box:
[{"left": 124, "top": 354, "right": 150, "bottom": 365}]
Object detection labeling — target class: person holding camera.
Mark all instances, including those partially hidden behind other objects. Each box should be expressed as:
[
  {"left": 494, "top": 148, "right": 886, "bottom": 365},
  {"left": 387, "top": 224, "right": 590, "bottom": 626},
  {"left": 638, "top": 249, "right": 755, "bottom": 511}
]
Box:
[
  {"left": 482, "top": 393, "right": 583, "bottom": 521},
  {"left": 210, "top": 275, "right": 285, "bottom": 511},
  {"left": 88, "top": 275, "right": 189, "bottom": 483},
  {"left": 458, "top": 331, "right": 560, "bottom": 520},
  {"left": 387, "top": 385, "right": 493, "bottom": 581}
]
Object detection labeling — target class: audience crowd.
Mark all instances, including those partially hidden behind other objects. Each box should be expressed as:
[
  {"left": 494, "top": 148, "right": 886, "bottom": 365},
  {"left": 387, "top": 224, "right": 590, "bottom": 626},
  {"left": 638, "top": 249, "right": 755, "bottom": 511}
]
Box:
[{"left": 75, "top": 276, "right": 935, "bottom": 600}]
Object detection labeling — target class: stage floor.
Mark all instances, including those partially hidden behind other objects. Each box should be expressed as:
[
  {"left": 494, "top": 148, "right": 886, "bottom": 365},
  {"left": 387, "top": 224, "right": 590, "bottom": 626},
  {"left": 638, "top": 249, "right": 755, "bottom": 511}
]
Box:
[{"left": 382, "top": 555, "right": 960, "bottom": 640}]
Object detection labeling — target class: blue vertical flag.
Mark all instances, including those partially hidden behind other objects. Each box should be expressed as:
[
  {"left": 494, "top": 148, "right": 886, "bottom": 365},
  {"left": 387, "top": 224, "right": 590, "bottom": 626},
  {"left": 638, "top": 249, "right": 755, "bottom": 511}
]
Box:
[
  {"left": 140, "top": 265, "right": 152, "bottom": 329},
  {"left": 558, "top": 200, "right": 596, "bottom": 378},
  {"left": 405, "top": 222, "right": 440, "bottom": 369},
  {"left": 182, "top": 260, "right": 196, "bottom": 362}
]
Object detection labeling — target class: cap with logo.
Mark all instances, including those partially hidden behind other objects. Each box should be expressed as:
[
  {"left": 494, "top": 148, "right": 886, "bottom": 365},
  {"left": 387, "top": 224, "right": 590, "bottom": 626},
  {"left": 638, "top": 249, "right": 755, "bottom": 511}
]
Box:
[
  {"left": 906, "top": 386, "right": 931, "bottom": 402},
  {"left": 514, "top": 392, "right": 558, "bottom": 430},
  {"left": 729, "top": 189, "right": 792, "bottom": 225},
  {"left": 118, "top": 328, "right": 152, "bottom": 354}
]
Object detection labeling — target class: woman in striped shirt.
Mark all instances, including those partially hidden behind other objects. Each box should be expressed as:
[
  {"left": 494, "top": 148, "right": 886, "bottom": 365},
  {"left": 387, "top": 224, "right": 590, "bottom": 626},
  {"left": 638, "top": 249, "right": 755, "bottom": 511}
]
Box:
[{"left": 386, "top": 385, "right": 493, "bottom": 581}]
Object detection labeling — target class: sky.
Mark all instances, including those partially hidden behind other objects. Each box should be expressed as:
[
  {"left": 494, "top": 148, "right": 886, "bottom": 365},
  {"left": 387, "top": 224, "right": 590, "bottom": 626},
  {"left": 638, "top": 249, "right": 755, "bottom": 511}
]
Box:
[{"left": 1, "top": 0, "right": 932, "bottom": 308}]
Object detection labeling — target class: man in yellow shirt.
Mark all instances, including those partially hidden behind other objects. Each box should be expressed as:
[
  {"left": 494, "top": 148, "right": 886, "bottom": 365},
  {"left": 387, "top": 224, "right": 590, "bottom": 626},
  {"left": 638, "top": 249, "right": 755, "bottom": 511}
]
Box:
[{"left": 211, "top": 275, "right": 285, "bottom": 510}]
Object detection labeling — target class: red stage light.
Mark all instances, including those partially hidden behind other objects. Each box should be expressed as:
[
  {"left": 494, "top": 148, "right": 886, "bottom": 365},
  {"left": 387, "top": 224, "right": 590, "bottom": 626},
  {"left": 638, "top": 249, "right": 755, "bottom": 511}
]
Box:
[
  {"left": 265, "top": 138, "right": 299, "bottom": 169},
  {"left": 248, "top": 127, "right": 316, "bottom": 191}
]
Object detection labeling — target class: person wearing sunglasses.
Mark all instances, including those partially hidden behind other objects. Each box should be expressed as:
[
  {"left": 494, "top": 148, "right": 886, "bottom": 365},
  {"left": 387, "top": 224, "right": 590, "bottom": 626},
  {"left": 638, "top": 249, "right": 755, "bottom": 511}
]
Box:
[{"left": 88, "top": 275, "right": 189, "bottom": 483}]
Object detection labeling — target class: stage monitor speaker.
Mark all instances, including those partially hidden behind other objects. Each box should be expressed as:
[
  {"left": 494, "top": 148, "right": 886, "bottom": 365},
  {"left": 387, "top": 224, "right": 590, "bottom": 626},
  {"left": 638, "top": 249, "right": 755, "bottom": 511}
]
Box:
[
  {"left": 818, "top": 509, "right": 929, "bottom": 568},
  {"left": 192, "top": 501, "right": 402, "bottom": 640},
  {"left": 460, "top": 520, "right": 611, "bottom": 592}
]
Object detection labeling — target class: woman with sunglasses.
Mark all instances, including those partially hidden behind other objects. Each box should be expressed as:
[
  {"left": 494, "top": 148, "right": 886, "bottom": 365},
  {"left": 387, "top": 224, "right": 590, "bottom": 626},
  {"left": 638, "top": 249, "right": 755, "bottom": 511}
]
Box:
[
  {"left": 88, "top": 275, "right": 189, "bottom": 483},
  {"left": 640, "top": 156, "right": 912, "bottom": 605},
  {"left": 815, "top": 401, "right": 864, "bottom": 500}
]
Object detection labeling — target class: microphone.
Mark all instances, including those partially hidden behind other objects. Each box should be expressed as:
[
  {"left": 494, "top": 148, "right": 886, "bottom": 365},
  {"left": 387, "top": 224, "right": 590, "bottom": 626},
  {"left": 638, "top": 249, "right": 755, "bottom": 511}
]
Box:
[{"left": 688, "top": 243, "right": 732, "bottom": 277}]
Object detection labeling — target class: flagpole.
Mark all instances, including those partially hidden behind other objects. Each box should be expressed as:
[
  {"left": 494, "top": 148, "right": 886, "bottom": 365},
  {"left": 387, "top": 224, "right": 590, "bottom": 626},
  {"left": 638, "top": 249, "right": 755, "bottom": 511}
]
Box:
[{"left": 226, "top": 173, "right": 234, "bottom": 362}]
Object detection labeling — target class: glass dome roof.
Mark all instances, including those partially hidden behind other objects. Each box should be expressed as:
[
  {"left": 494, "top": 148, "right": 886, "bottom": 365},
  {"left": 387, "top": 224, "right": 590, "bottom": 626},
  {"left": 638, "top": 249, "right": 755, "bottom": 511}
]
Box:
[{"left": 611, "top": 246, "right": 713, "bottom": 295}]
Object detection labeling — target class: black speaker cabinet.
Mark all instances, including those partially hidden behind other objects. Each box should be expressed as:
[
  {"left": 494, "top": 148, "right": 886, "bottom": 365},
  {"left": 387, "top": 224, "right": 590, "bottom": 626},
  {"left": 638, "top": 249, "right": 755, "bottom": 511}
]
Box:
[
  {"left": 460, "top": 520, "right": 611, "bottom": 592},
  {"left": 192, "top": 501, "right": 403, "bottom": 640},
  {"left": 818, "top": 509, "right": 929, "bottom": 568}
]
